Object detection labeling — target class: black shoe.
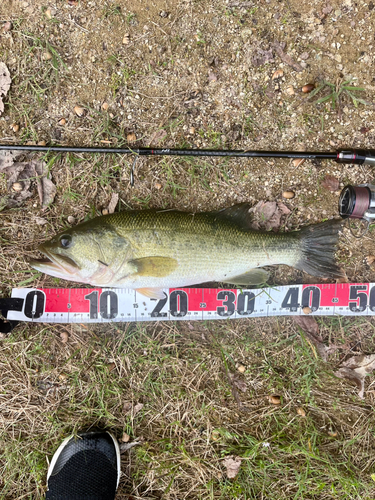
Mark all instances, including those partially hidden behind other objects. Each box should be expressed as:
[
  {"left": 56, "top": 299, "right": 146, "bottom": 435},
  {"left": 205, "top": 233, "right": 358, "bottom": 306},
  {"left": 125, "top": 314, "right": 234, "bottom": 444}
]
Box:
[{"left": 45, "top": 430, "right": 120, "bottom": 500}]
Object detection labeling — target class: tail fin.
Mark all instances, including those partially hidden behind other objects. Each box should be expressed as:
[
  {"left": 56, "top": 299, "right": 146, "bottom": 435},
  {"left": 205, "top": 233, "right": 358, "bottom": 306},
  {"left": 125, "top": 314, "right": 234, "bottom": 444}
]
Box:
[{"left": 295, "top": 220, "right": 345, "bottom": 279}]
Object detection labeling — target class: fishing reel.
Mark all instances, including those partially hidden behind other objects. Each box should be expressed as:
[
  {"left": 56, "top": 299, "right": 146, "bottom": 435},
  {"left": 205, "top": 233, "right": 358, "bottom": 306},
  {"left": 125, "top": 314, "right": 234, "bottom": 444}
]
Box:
[{"left": 339, "top": 183, "right": 375, "bottom": 237}]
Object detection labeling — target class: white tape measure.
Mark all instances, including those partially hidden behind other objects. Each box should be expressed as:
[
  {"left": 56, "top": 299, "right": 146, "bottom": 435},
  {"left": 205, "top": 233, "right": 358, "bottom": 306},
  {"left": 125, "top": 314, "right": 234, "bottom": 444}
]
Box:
[{"left": 4, "top": 283, "right": 375, "bottom": 324}]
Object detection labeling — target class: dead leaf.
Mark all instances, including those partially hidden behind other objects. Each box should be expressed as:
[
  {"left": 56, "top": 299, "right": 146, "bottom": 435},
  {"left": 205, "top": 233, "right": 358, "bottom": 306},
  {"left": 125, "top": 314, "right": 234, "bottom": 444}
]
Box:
[
  {"left": 248, "top": 201, "right": 290, "bottom": 231},
  {"left": 335, "top": 354, "right": 375, "bottom": 399},
  {"left": 0, "top": 153, "right": 56, "bottom": 210},
  {"left": 272, "top": 41, "right": 303, "bottom": 72},
  {"left": 0, "top": 150, "right": 20, "bottom": 170},
  {"left": 148, "top": 129, "right": 167, "bottom": 146},
  {"left": 133, "top": 403, "right": 144, "bottom": 416},
  {"left": 229, "top": 373, "right": 247, "bottom": 393},
  {"left": 293, "top": 316, "right": 335, "bottom": 361},
  {"left": 107, "top": 192, "right": 119, "bottom": 214},
  {"left": 251, "top": 47, "right": 274, "bottom": 67},
  {"left": 123, "top": 402, "right": 132, "bottom": 413},
  {"left": 321, "top": 174, "right": 340, "bottom": 192},
  {"left": 0, "top": 62, "right": 11, "bottom": 116},
  {"left": 223, "top": 456, "right": 242, "bottom": 479}
]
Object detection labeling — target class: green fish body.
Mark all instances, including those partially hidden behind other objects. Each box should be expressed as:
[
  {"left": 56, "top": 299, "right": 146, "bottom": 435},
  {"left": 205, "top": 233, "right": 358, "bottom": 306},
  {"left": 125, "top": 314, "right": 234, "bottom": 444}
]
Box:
[{"left": 31, "top": 204, "right": 344, "bottom": 298}]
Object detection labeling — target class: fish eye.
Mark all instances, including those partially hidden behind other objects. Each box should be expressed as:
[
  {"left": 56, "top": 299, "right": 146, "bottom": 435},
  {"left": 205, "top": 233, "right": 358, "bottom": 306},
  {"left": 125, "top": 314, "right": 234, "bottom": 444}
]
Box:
[{"left": 60, "top": 235, "right": 72, "bottom": 248}]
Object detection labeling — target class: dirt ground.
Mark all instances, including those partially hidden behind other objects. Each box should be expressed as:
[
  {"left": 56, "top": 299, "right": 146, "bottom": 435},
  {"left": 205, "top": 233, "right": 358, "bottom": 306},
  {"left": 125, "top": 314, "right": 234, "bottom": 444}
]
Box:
[{"left": 1, "top": 0, "right": 375, "bottom": 498}]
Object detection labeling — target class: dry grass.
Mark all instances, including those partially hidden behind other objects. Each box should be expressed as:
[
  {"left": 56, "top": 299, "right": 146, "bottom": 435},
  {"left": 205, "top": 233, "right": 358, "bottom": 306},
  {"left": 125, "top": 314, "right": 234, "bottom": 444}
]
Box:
[
  {"left": 2, "top": 318, "right": 375, "bottom": 499},
  {"left": 1, "top": 0, "right": 375, "bottom": 498}
]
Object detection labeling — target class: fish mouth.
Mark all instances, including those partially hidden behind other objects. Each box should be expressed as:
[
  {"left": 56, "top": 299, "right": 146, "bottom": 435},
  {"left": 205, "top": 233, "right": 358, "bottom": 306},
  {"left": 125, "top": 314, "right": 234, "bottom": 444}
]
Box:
[{"left": 30, "top": 247, "right": 80, "bottom": 278}]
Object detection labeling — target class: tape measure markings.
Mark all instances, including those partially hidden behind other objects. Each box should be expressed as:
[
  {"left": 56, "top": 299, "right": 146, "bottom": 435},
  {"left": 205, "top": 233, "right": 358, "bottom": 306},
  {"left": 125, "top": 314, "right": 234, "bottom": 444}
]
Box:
[{"left": 5, "top": 283, "right": 375, "bottom": 324}]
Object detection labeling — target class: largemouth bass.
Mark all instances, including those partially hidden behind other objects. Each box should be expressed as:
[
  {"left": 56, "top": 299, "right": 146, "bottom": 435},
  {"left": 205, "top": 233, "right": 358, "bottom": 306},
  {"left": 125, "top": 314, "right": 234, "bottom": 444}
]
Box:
[{"left": 30, "top": 204, "right": 344, "bottom": 299}]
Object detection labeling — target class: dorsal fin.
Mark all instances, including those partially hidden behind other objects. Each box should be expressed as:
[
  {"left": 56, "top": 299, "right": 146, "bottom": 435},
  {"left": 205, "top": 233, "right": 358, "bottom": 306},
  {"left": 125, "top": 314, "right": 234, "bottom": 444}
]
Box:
[{"left": 211, "top": 203, "right": 253, "bottom": 230}]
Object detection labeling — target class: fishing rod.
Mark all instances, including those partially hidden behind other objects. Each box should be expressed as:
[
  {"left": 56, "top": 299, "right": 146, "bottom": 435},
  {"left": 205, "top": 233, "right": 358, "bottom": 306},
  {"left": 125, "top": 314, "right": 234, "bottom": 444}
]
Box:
[
  {"left": 1, "top": 144, "right": 375, "bottom": 164},
  {"left": 2, "top": 144, "right": 375, "bottom": 219},
  {"left": 2, "top": 144, "right": 375, "bottom": 186}
]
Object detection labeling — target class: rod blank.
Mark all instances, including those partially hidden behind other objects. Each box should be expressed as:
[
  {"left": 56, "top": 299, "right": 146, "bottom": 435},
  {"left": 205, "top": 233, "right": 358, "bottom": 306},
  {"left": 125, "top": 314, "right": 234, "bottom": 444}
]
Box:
[{"left": 0, "top": 144, "right": 337, "bottom": 160}]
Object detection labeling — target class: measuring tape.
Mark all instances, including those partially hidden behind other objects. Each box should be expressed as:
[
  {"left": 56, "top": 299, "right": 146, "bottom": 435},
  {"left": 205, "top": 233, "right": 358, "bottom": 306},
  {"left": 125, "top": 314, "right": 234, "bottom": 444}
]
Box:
[{"left": 2, "top": 283, "right": 375, "bottom": 324}]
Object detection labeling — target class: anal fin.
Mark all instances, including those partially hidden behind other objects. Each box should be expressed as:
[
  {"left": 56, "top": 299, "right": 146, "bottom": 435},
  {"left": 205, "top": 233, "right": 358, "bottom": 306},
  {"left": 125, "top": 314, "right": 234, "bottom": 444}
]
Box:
[{"left": 229, "top": 268, "right": 269, "bottom": 286}]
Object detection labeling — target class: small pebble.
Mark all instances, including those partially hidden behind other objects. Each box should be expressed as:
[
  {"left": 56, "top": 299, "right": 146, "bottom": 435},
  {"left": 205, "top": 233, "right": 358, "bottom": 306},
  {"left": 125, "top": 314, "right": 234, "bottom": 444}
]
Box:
[
  {"left": 292, "top": 158, "right": 305, "bottom": 167},
  {"left": 2, "top": 21, "right": 12, "bottom": 32},
  {"left": 74, "top": 106, "right": 85, "bottom": 117},
  {"left": 159, "top": 10, "right": 169, "bottom": 17},
  {"left": 282, "top": 190, "right": 295, "bottom": 199},
  {"left": 60, "top": 331, "right": 69, "bottom": 343},
  {"left": 12, "top": 182, "right": 23, "bottom": 192},
  {"left": 102, "top": 208, "right": 109, "bottom": 215},
  {"left": 237, "top": 364, "right": 246, "bottom": 373},
  {"left": 269, "top": 395, "right": 281, "bottom": 405},
  {"left": 67, "top": 215, "right": 75, "bottom": 224},
  {"left": 272, "top": 69, "right": 284, "bottom": 80},
  {"left": 297, "top": 407, "right": 306, "bottom": 416},
  {"left": 122, "top": 34, "right": 130, "bottom": 45},
  {"left": 121, "top": 432, "right": 130, "bottom": 443},
  {"left": 302, "top": 83, "right": 315, "bottom": 93},
  {"left": 303, "top": 306, "right": 312, "bottom": 315},
  {"left": 35, "top": 217, "right": 48, "bottom": 225},
  {"left": 127, "top": 132, "right": 136, "bottom": 142},
  {"left": 101, "top": 102, "right": 109, "bottom": 111},
  {"left": 285, "top": 86, "right": 295, "bottom": 95},
  {"left": 11, "top": 123, "right": 19, "bottom": 133},
  {"left": 17, "top": 230, "right": 22, "bottom": 238},
  {"left": 58, "top": 118, "right": 67, "bottom": 126},
  {"left": 42, "top": 52, "right": 53, "bottom": 61}
]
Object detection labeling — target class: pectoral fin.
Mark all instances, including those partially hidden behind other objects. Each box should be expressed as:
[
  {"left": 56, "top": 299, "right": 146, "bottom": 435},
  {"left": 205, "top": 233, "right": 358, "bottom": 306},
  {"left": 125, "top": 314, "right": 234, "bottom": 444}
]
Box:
[
  {"left": 229, "top": 268, "right": 269, "bottom": 286},
  {"left": 130, "top": 256, "right": 178, "bottom": 277},
  {"left": 136, "top": 287, "right": 167, "bottom": 299}
]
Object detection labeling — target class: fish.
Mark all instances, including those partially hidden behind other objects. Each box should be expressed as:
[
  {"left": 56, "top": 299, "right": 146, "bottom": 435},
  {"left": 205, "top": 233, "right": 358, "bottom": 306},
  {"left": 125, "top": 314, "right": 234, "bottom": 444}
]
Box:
[{"left": 30, "top": 203, "right": 344, "bottom": 299}]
